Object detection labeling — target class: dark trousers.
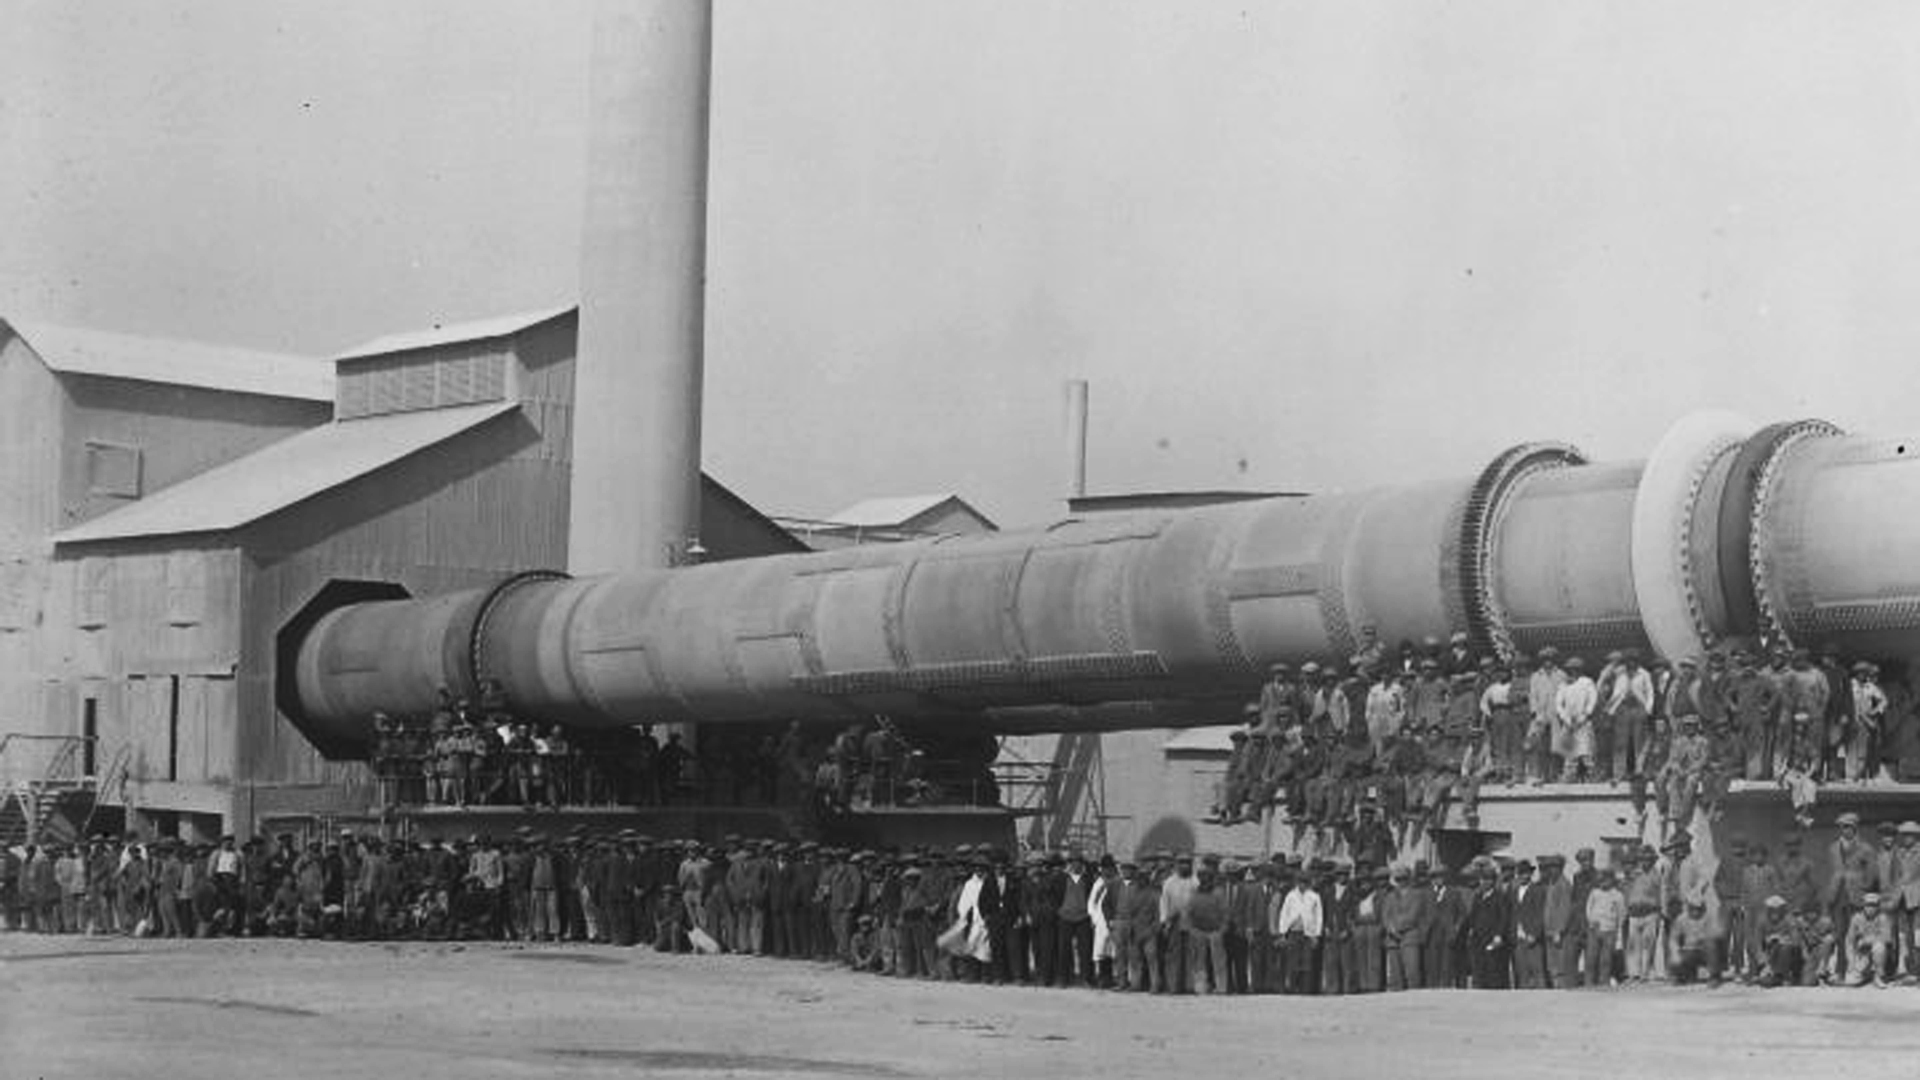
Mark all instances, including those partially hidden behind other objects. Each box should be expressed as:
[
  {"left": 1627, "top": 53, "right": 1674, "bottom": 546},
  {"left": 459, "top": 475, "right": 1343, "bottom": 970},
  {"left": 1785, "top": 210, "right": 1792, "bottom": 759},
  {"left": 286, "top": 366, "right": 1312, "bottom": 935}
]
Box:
[
  {"left": 1059, "top": 918, "right": 1094, "bottom": 985},
  {"left": 1513, "top": 939, "right": 1549, "bottom": 987},
  {"left": 1007, "top": 925, "right": 1032, "bottom": 983},
  {"left": 987, "top": 920, "right": 1013, "bottom": 983},
  {"left": 1248, "top": 930, "right": 1273, "bottom": 992},
  {"left": 1223, "top": 929, "right": 1249, "bottom": 992},
  {"left": 1423, "top": 933, "right": 1457, "bottom": 988},
  {"left": 1472, "top": 943, "right": 1511, "bottom": 988},
  {"left": 1163, "top": 927, "right": 1189, "bottom": 992},
  {"left": 1282, "top": 933, "right": 1318, "bottom": 993},
  {"left": 1030, "top": 916, "right": 1059, "bottom": 986},
  {"left": 1321, "top": 935, "right": 1352, "bottom": 994}
]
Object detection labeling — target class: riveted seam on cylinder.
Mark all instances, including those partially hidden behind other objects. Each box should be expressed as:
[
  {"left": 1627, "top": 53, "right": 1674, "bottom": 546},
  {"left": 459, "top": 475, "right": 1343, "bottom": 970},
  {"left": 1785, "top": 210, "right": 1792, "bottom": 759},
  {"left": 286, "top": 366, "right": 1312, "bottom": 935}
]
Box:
[{"left": 1748, "top": 420, "right": 1844, "bottom": 649}]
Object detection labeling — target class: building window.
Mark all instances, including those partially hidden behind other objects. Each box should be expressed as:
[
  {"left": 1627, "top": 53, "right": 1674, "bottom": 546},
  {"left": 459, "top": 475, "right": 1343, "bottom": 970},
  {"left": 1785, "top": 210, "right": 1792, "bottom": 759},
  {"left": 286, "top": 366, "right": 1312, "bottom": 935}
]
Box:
[{"left": 85, "top": 440, "right": 142, "bottom": 499}]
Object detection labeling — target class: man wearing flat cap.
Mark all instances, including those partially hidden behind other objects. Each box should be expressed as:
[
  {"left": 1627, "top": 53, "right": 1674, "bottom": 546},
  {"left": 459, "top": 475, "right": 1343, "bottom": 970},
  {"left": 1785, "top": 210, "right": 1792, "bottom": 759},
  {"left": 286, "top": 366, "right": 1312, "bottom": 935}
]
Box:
[
  {"left": 1525, "top": 647, "right": 1565, "bottom": 784},
  {"left": 1844, "top": 892, "right": 1895, "bottom": 987},
  {"left": 1826, "top": 811, "right": 1879, "bottom": 981},
  {"left": 1555, "top": 658, "right": 1598, "bottom": 782},
  {"left": 1891, "top": 821, "right": 1920, "bottom": 978}
]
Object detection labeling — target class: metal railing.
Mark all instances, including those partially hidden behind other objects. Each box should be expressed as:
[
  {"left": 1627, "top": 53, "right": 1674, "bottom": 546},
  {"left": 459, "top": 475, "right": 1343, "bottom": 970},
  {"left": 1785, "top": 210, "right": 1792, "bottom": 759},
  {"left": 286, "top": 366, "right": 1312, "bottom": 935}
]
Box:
[{"left": 0, "top": 733, "right": 99, "bottom": 847}]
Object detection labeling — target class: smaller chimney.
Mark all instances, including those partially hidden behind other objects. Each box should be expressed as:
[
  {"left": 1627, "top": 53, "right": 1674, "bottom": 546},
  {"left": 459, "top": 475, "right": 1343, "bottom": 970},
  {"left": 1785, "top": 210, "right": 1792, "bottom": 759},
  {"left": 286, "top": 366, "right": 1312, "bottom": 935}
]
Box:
[{"left": 1064, "top": 379, "right": 1089, "bottom": 501}]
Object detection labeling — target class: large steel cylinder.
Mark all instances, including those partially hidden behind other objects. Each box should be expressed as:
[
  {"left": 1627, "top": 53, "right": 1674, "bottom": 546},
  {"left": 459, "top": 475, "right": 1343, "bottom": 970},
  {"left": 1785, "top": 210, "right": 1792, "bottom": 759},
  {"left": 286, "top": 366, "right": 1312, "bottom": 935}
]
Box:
[{"left": 288, "top": 414, "right": 1920, "bottom": 751}]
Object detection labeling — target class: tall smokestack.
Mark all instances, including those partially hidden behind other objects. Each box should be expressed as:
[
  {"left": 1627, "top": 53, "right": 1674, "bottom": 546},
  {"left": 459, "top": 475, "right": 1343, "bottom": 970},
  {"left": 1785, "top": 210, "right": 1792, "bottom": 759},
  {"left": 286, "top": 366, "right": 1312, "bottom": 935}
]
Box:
[
  {"left": 569, "top": 0, "right": 714, "bottom": 575},
  {"left": 1064, "top": 379, "right": 1089, "bottom": 500}
]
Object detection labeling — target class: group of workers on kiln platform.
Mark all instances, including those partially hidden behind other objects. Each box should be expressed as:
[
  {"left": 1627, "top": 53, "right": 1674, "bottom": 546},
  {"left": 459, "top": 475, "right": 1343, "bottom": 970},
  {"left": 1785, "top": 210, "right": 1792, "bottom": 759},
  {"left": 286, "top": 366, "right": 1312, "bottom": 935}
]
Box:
[{"left": 1216, "top": 629, "right": 1920, "bottom": 843}]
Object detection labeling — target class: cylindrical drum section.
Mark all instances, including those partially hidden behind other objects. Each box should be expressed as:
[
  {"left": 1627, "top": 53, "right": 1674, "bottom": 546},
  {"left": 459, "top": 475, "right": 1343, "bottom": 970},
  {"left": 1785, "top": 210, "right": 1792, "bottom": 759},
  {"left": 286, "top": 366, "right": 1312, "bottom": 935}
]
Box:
[
  {"left": 1754, "top": 431, "right": 1920, "bottom": 659},
  {"left": 292, "top": 588, "right": 490, "bottom": 744},
  {"left": 1210, "top": 493, "right": 1358, "bottom": 671},
  {"left": 1488, "top": 460, "right": 1651, "bottom": 660},
  {"left": 1335, "top": 480, "right": 1477, "bottom": 657}
]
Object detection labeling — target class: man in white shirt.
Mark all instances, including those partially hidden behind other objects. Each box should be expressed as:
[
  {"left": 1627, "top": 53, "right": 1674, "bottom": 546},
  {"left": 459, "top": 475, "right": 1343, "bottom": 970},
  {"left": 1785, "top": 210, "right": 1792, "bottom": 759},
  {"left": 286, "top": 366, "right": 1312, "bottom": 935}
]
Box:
[
  {"left": 1556, "top": 658, "right": 1599, "bottom": 783},
  {"left": 1602, "top": 650, "right": 1656, "bottom": 784},
  {"left": 1273, "top": 870, "right": 1324, "bottom": 994},
  {"left": 1158, "top": 854, "right": 1199, "bottom": 992},
  {"left": 1366, "top": 673, "right": 1406, "bottom": 760},
  {"left": 1528, "top": 648, "right": 1568, "bottom": 784}
]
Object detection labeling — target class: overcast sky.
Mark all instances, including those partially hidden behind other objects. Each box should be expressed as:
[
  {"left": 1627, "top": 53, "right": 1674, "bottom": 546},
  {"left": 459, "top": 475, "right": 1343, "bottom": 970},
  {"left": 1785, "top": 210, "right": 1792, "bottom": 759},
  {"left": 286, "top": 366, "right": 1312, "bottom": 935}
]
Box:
[{"left": 8, "top": 2, "right": 1920, "bottom": 527}]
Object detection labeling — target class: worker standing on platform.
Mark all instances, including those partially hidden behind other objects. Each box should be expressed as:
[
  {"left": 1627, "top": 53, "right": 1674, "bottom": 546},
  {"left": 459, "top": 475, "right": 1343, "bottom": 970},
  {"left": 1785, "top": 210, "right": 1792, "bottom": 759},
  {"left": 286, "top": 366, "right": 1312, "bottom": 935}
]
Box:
[
  {"left": 1527, "top": 648, "right": 1566, "bottom": 784},
  {"left": 1555, "top": 659, "right": 1598, "bottom": 783},
  {"left": 1602, "top": 651, "right": 1654, "bottom": 786}
]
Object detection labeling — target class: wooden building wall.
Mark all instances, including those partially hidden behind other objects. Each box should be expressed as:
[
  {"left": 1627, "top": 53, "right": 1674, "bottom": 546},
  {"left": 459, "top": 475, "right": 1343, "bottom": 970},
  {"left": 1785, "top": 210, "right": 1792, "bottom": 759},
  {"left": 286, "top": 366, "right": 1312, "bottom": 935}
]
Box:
[
  {"left": 56, "top": 373, "right": 328, "bottom": 529},
  {"left": 0, "top": 341, "right": 63, "bottom": 775}
]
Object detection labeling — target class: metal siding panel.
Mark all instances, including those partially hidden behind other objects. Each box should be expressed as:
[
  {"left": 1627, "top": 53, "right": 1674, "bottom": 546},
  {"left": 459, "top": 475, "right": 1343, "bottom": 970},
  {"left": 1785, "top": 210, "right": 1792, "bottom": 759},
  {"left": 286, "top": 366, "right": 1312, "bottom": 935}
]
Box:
[
  {"left": 475, "top": 354, "right": 505, "bottom": 400},
  {"left": 336, "top": 368, "right": 370, "bottom": 419},
  {"left": 401, "top": 360, "right": 434, "bottom": 412}
]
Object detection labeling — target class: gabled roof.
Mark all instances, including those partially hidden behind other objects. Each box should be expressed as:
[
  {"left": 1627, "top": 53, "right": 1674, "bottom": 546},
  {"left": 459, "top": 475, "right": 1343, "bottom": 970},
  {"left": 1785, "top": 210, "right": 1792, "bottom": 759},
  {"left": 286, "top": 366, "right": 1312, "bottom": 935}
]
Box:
[
  {"left": 4, "top": 318, "right": 334, "bottom": 402},
  {"left": 825, "top": 493, "right": 995, "bottom": 531},
  {"left": 332, "top": 305, "right": 575, "bottom": 363},
  {"left": 52, "top": 402, "right": 518, "bottom": 545}
]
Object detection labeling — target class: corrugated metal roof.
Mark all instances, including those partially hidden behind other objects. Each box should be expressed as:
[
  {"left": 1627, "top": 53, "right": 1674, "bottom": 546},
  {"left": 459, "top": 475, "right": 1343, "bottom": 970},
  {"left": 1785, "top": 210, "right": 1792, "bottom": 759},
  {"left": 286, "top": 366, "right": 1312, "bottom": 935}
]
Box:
[
  {"left": 825, "top": 494, "right": 968, "bottom": 529},
  {"left": 332, "top": 305, "right": 575, "bottom": 362},
  {"left": 52, "top": 402, "right": 518, "bottom": 544},
  {"left": 4, "top": 318, "right": 334, "bottom": 402}
]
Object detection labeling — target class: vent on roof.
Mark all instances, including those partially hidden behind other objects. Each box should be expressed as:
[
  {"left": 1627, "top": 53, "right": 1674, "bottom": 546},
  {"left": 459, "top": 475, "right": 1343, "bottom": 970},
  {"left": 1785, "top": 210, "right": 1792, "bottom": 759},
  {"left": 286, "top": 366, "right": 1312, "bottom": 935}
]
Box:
[{"left": 336, "top": 348, "right": 508, "bottom": 420}]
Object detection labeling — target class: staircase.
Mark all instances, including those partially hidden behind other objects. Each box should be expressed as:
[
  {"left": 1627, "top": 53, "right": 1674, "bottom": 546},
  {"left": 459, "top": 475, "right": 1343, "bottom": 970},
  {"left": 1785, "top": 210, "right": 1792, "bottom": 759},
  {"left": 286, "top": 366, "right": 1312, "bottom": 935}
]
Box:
[
  {"left": 1004, "top": 732, "right": 1109, "bottom": 855},
  {"left": 0, "top": 733, "right": 99, "bottom": 848}
]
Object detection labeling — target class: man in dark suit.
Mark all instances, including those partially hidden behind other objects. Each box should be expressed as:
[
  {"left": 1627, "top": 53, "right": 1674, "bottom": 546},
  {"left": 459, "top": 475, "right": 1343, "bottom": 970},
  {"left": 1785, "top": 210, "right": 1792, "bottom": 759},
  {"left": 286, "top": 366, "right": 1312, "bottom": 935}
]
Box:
[
  {"left": 1466, "top": 860, "right": 1512, "bottom": 988},
  {"left": 1425, "top": 862, "right": 1469, "bottom": 988},
  {"left": 1511, "top": 859, "right": 1549, "bottom": 987},
  {"left": 1318, "top": 862, "right": 1356, "bottom": 994},
  {"left": 980, "top": 851, "right": 1014, "bottom": 983}
]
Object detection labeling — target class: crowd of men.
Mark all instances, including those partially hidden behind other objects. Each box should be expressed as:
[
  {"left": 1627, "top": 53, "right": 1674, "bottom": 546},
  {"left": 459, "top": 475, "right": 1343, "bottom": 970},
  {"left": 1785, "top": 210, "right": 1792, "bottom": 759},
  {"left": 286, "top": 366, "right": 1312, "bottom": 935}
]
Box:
[
  {"left": 1217, "top": 630, "right": 1920, "bottom": 844},
  {"left": 4, "top": 810, "right": 1918, "bottom": 993},
  {"left": 372, "top": 682, "right": 706, "bottom": 809}
]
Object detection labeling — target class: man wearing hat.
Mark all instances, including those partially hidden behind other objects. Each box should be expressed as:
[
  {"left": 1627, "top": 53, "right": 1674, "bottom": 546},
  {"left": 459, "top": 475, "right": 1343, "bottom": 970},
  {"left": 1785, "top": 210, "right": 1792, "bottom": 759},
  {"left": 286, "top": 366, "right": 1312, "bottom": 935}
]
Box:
[
  {"left": 1258, "top": 664, "right": 1298, "bottom": 735},
  {"left": 1464, "top": 859, "right": 1512, "bottom": 988},
  {"left": 1844, "top": 892, "right": 1895, "bottom": 986},
  {"left": 1826, "top": 811, "right": 1879, "bottom": 981},
  {"left": 1272, "top": 866, "right": 1323, "bottom": 994},
  {"left": 1526, "top": 647, "right": 1566, "bottom": 784},
  {"left": 1555, "top": 658, "right": 1598, "bottom": 782},
  {"left": 1380, "top": 864, "right": 1428, "bottom": 991},
  {"left": 1509, "top": 858, "right": 1551, "bottom": 988},
  {"left": 1669, "top": 896, "right": 1719, "bottom": 985},
  {"left": 1158, "top": 853, "right": 1198, "bottom": 992},
  {"left": 1845, "top": 662, "right": 1889, "bottom": 782},
  {"left": 1600, "top": 649, "right": 1654, "bottom": 785},
  {"left": 1891, "top": 822, "right": 1920, "bottom": 978}
]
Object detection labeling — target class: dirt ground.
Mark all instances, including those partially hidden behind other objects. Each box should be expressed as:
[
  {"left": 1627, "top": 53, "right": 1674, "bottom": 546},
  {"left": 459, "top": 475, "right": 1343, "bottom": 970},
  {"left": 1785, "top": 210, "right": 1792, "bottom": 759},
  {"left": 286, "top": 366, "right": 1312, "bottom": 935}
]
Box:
[{"left": 3, "top": 934, "right": 1917, "bottom": 1080}]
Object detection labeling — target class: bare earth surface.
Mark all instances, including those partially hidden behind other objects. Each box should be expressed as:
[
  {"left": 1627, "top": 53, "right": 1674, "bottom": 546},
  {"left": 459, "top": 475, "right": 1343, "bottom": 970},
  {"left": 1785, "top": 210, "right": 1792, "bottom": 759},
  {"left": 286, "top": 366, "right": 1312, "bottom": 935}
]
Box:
[{"left": 3, "top": 934, "right": 1916, "bottom": 1080}]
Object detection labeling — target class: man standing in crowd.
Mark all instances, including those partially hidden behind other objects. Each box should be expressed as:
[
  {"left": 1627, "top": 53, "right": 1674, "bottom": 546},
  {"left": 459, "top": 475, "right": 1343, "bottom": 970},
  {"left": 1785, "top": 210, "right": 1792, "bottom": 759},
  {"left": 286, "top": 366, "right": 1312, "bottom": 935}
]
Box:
[
  {"left": 1273, "top": 867, "right": 1323, "bottom": 994},
  {"left": 1556, "top": 659, "right": 1599, "bottom": 783},
  {"left": 1827, "top": 812, "right": 1879, "bottom": 982}
]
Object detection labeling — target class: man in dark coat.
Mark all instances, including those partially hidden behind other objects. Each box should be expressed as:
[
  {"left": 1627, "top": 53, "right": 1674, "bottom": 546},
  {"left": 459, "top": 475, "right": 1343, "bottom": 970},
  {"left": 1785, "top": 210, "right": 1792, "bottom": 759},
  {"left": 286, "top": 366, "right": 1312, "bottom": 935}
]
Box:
[{"left": 1465, "top": 862, "right": 1512, "bottom": 989}]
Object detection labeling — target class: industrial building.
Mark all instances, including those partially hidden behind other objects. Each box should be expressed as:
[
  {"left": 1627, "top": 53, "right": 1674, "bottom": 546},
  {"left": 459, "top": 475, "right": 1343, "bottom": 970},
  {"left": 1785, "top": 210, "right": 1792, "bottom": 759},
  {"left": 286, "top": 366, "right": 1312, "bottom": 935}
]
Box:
[{"left": 0, "top": 309, "right": 801, "bottom": 844}]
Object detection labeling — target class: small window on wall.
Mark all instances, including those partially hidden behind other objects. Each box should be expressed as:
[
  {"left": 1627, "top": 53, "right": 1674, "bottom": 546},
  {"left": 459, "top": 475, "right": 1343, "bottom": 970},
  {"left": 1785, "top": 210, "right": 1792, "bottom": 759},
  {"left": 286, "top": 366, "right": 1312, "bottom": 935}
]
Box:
[{"left": 85, "top": 441, "right": 142, "bottom": 499}]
